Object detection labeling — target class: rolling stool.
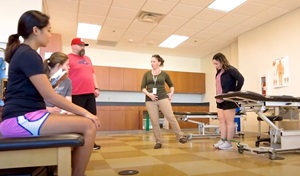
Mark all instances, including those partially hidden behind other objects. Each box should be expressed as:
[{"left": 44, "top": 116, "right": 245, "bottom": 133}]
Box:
[{"left": 255, "top": 115, "right": 283, "bottom": 147}]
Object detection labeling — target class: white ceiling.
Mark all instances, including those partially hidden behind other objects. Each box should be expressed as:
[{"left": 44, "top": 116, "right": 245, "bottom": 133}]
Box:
[{"left": 43, "top": 0, "right": 300, "bottom": 58}]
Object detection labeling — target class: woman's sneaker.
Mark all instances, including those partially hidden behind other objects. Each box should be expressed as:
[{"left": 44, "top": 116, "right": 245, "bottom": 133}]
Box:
[
  {"left": 154, "top": 143, "right": 162, "bottom": 149},
  {"left": 213, "top": 140, "right": 225, "bottom": 148},
  {"left": 218, "top": 141, "right": 233, "bottom": 150},
  {"left": 179, "top": 137, "right": 187, "bottom": 144}
]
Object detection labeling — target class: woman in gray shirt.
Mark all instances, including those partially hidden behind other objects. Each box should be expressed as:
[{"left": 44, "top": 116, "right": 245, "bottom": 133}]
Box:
[{"left": 43, "top": 52, "right": 72, "bottom": 114}]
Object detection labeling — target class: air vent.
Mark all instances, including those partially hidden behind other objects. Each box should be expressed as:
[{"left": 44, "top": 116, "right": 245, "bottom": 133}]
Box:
[
  {"left": 136, "top": 11, "right": 164, "bottom": 24},
  {"left": 96, "top": 40, "right": 118, "bottom": 47}
]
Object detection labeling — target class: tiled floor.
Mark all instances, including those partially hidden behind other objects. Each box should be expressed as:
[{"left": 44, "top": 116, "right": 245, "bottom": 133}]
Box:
[{"left": 86, "top": 129, "right": 300, "bottom": 176}]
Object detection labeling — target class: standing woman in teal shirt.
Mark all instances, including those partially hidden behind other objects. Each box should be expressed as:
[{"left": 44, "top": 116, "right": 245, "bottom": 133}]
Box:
[{"left": 141, "top": 54, "right": 187, "bottom": 149}]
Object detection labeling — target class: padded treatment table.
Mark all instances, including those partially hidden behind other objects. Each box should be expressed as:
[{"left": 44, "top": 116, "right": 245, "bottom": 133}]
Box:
[
  {"left": 216, "top": 90, "right": 300, "bottom": 159},
  {"left": 174, "top": 111, "right": 245, "bottom": 140},
  {"left": 0, "top": 134, "right": 84, "bottom": 176}
]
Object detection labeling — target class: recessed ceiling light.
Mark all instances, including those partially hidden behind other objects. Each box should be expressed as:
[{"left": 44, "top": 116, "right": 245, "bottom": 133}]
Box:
[
  {"left": 77, "top": 23, "right": 101, "bottom": 40},
  {"left": 159, "top": 35, "right": 189, "bottom": 48},
  {"left": 208, "top": 0, "right": 247, "bottom": 12}
]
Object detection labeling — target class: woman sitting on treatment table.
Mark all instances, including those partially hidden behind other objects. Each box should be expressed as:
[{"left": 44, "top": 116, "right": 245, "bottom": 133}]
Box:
[{"left": 0, "top": 10, "right": 100, "bottom": 176}]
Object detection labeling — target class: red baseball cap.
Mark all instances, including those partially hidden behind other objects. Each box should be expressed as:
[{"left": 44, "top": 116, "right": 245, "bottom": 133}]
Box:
[{"left": 71, "top": 38, "right": 89, "bottom": 46}]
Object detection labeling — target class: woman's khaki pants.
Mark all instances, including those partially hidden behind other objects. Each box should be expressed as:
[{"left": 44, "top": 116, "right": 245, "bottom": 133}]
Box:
[{"left": 146, "top": 98, "right": 184, "bottom": 144}]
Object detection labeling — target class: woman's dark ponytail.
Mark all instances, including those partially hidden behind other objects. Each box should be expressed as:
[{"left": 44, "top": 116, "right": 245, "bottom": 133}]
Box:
[{"left": 5, "top": 34, "right": 20, "bottom": 63}]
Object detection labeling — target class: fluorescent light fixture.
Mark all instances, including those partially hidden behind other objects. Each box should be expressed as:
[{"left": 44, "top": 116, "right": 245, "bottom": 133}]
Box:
[
  {"left": 159, "top": 35, "right": 189, "bottom": 48},
  {"left": 77, "top": 23, "right": 101, "bottom": 40},
  {"left": 208, "top": 0, "right": 247, "bottom": 12}
]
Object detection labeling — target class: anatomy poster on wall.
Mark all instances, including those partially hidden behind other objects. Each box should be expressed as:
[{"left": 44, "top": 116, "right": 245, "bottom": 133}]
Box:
[{"left": 272, "top": 56, "right": 289, "bottom": 88}]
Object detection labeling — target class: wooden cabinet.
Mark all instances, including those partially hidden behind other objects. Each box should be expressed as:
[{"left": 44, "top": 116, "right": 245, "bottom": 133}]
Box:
[
  {"left": 97, "top": 105, "right": 141, "bottom": 131},
  {"left": 94, "top": 66, "right": 109, "bottom": 90},
  {"left": 109, "top": 106, "right": 125, "bottom": 131},
  {"left": 109, "top": 67, "right": 123, "bottom": 90},
  {"left": 191, "top": 73, "right": 205, "bottom": 93},
  {"left": 165, "top": 71, "right": 175, "bottom": 93},
  {"left": 96, "top": 106, "right": 109, "bottom": 131},
  {"left": 97, "top": 105, "right": 209, "bottom": 131},
  {"left": 125, "top": 106, "right": 140, "bottom": 130},
  {"left": 93, "top": 66, "right": 205, "bottom": 93},
  {"left": 123, "top": 68, "right": 138, "bottom": 91},
  {"left": 137, "top": 69, "right": 148, "bottom": 91}
]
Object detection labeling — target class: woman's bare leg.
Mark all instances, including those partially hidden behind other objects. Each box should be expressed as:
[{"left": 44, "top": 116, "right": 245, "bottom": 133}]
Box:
[
  {"left": 217, "top": 109, "right": 226, "bottom": 139},
  {"left": 40, "top": 114, "right": 97, "bottom": 176},
  {"left": 224, "top": 109, "right": 236, "bottom": 143}
]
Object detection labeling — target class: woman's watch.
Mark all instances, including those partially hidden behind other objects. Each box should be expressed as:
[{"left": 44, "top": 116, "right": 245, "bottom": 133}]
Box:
[{"left": 95, "top": 88, "right": 99, "bottom": 91}]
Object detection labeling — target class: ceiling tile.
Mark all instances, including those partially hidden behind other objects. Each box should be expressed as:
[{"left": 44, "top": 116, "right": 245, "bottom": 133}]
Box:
[
  {"left": 104, "top": 17, "right": 132, "bottom": 29},
  {"left": 142, "top": 0, "right": 177, "bottom": 14},
  {"left": 108, "top": 6, "right": 139, "bottom": 19},
  {"left": 78, "top": 14, "right": 105, "bottom": 25},
  {"left": 274, "top": 0, "right": 300, "bottom": 10},
  {"left": 202, "top": 23, "right": 233, "bottom": 34},
  {"left": 182, "top": 19, "right": 212, "bottom": 31},
  {"left": 152, "top": 25, "right": 178, "bottom": 34},
  {"left": 81, "top": 0, "right": 113, "bottom": 5},
  {"left": 121, "top": 30, "right": 149, "bottom": 43},
  {"left": 248, "top": 0, "right": 281, "bottom": 6},
  {"left": 225, "top": 26, "right": 251, "bottom": 36},
  {"left": 255, "top": 6, "right": 289, "bottom": 20},
  {"left": 112, "top": 0, "right": 146, "bottom": 10},
  {"left": 194, "top": 30, "right": 218, "bottom": 40},
  {"left": 175, "top": 28, "right": 200, "bottom": 37},
  {"left": 159, "top": 15, "right": 189, "bottom": 27},
  {"left": 79, "top": 2, "right": 110, "bottom": 16},
  {"left": 216, "top": 13, "right": 250, "bottom": 26},
  {"left": 49, "top": 11, "right": 77, "bottom": 23},
  {"left": 98, "top": 26, "right": 126, "bottom": 41},
  {"left": 169, "top": 4, "right": 204, "bottom": 18},
  {"left": 142, "top": 32, "right": 171, "bottom": 45},
  {"left": 179, "top": 0, "right": 215, "bottom": 8},
  {"left": 232, "top": 1, "right": 269, "bottom": 16},
  {"left": 127, "top": 21, "right": 157, "bottom": 32},
  {"left": 238, "top": 17, "right": 269, "bottom": 28},
  {"left": 46, "top": 0, "right": 78, "bottom": 13},
  {"left": 183, "top": 37, "right": 206, "bottom": 46},
  {"left": 194, "top": 9, "right": 226, "bottom": 22}
]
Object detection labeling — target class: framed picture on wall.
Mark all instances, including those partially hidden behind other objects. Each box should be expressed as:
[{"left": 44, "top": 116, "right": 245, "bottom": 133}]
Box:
[{"left": 272, "top": 56, "right": 289, "bottom": 88}]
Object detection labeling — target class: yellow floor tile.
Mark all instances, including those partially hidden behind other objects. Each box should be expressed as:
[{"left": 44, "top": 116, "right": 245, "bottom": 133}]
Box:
[
  {"left": 99, "top": 145, "right": 138, "bottom": 153},
  {"left": 248, "top": 165, "right": 300, "bottom": 176},
  {"left": 169, "top": 160, "right": 241, "bottom": 175},
  {"left": 84, "top": 131, "right": 300, "bottom": 175},
  {"left": 141, "top": 148, "right": 188, "bottom": 156},
  {"left": 105, "top": 156, "right": 165, "bottom": 169}
]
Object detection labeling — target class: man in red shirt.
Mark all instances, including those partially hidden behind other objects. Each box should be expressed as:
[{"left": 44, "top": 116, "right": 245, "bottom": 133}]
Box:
[{"left": 68, "top": 38, "right": 101, "bottom": 150}]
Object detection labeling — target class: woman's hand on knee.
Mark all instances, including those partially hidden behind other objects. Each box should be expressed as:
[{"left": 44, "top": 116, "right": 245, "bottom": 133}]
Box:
[{"left": 85, "top": 114, "right": 100, "bottom": 129}]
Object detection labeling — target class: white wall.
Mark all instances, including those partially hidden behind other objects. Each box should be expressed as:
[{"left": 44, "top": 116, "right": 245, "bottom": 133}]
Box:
[
  {"left": 0, "top": 0, "right": 42, "bottom": 43},
  {"left": 200, "top": 8, "right": 300, "bottom": 133},
  {"left": 238, "top": 7, "right": 300, "bottom": 132},
  {"left": 62, "top": 46, "right": 202, "bottom": 72}
]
